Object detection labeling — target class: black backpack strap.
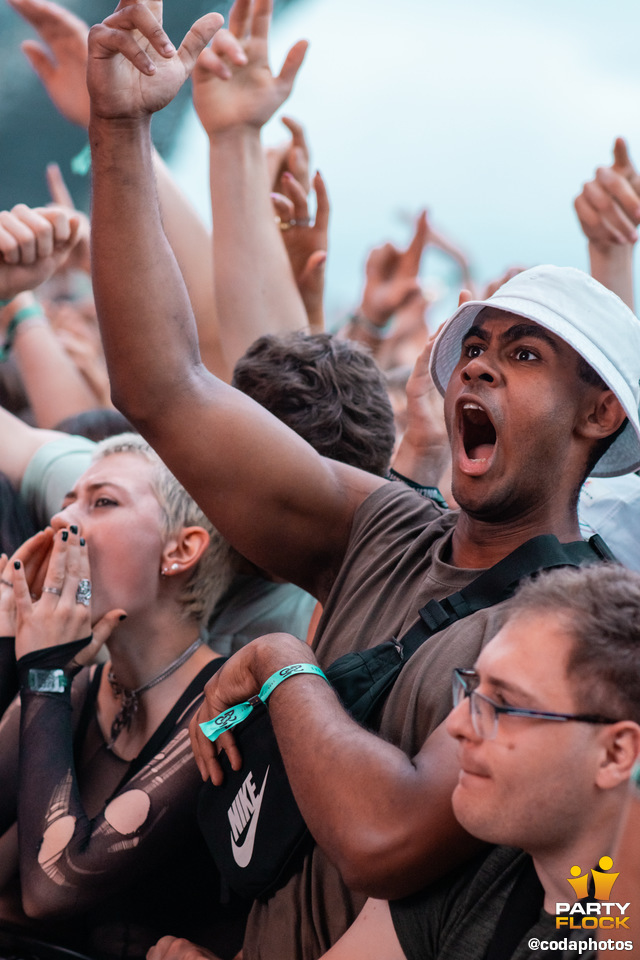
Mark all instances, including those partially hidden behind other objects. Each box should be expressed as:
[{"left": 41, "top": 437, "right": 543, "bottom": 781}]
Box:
[{"left": 402, "top": 534, "right": 606, "bottom": 660}]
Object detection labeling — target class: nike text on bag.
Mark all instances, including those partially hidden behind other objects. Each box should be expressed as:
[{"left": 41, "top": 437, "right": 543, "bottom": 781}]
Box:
[
  {"left": 198, "top": 699, "right": 314, "bottom": 901},
  {"left": 198, "top": 535, "right": 612, "bottom": 901}
]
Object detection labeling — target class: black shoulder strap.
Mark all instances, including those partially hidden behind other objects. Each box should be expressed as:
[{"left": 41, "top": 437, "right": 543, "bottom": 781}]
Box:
[
  {"left": 483, "top": 856, "right": 549, "bottom": 960},
  {"left": 401, "top": 534, "right": 608, "bottom": 661}
]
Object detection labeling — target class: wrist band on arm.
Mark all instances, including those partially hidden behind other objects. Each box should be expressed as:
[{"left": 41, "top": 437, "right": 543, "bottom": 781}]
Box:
[
  {"left": 71, "top": 142, "right": 92, "bottom": 176},
  {"left": 0, "top": 303, "right": 47, "bottom": 361},
  {"left": 199, "top": 663, "right": 329, "bottom": 743},
  {"left": 27, "top": 668, "right": 68, "bottom": 694},
  {"left": 347, "top": 312, "right": 394, "bottom": 339}
]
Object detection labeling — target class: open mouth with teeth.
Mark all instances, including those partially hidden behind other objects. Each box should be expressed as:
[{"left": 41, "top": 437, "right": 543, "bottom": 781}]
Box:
[{"left": 459, "top": 402, "right": 497, "bottom": 472}]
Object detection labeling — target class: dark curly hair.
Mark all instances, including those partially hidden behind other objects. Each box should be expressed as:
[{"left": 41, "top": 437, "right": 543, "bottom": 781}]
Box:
[{"left": 232, "top": 332, "right": 395, "bottom": 477}]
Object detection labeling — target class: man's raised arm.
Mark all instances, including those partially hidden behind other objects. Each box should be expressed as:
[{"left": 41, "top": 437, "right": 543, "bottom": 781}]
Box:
[{"left": 87, "top": 0, "right": 380, "bottom": 594}]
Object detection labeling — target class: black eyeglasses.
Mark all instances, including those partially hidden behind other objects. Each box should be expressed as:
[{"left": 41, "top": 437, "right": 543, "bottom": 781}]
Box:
[{"left": 452, "top": 668, "right": 618, "bottom": 741}]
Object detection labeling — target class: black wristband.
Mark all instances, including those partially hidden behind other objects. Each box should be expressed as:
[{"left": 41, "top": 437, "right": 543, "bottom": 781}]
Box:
[{"left": 388, "top": 468, "right": 449, "bottom": 509}]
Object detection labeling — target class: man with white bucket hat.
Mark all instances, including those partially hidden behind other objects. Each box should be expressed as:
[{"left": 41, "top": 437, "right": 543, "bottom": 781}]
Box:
[
  {"left": 430, "top": 264, "right": 640, "bottom": 481},
  {"left": 85, "top": 10, "right": 640, "bottom": 954}
]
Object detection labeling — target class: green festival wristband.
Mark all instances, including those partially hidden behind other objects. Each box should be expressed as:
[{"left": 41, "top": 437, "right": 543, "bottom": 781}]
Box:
[{"left": 199, "top": 662, "right": 329, "bottom": 744}]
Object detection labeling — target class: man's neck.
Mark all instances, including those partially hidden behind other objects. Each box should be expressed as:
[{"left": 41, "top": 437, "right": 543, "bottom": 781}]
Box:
[
  {"left": 450, "top": 507, "right": 582, "bottom": 569},
  {"left": 531, "top": 822, "right": 622, "bottom": 914}
]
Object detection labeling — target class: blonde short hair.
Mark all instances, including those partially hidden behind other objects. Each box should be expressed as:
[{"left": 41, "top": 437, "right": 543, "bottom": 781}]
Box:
[{"left": 92, "top": 434, "right": 238, "bottom": 624}]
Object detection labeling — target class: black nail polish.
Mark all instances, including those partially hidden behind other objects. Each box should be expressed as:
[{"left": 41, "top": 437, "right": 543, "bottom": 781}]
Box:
[
  {"left": 80, "top": 538, "right": 86, "bottom": 546},
  {"left": 61, "top": 531, "right": 68, "bottom": 542},
  {"left": 119, "top": 614, "right": 127, "bottom": 621},
  {"left": 14, "top": 560, "right": 20, "bottom": 570},
  {"left": 70, "top": 525, "right": 78, "bottom": 535}
]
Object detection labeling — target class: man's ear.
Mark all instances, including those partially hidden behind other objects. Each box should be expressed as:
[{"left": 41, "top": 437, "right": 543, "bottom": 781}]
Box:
[
  {"left": 577, "top": 389, "right": 627, "bottom": 442},
  {"left": 160, "top": 526, "right": 210, "bottom": 577},
  {"left": 595, "top": 722, "right": 640, "bottom": 790}
]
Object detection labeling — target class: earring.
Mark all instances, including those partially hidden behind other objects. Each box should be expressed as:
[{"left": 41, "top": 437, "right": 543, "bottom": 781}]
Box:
[{"left": 161, "top": 563, "right": 180, "bottom": 577}]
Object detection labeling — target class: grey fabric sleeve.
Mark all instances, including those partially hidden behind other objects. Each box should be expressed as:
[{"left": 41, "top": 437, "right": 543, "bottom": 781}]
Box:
[{"left": 20, "top": 435, "right": 95, "bottom": 526}]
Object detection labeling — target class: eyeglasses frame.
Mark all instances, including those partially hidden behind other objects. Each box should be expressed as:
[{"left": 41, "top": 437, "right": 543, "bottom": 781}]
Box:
[{"left": 452, "top": 667, "right": 618, "bottom": 741}]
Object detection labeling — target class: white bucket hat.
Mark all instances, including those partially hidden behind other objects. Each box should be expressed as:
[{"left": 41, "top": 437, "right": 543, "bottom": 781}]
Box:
[{"left": 430, "top": 265, "right": 640, "bottom": 478}]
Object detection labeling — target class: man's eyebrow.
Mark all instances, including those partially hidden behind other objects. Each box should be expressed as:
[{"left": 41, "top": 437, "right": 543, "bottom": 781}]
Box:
[
  {"left": 462, "top": 324, "right": 490, "bottom": 345},
  {"left": 484, "top": 674, "right": 538, "bottom": 708},
  {"left": 498, "top": 323, "right": 560, "bottom": 353}
]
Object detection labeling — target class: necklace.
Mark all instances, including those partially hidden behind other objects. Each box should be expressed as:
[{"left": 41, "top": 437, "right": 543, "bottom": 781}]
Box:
[{"left": 107, "top": 637, "right": 203, "bottom": 748}]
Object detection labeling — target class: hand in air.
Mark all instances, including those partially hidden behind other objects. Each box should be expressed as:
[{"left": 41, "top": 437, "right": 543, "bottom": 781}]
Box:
[
  {"left": 192, "top": 0, "right": 308, "bottom": 136},
  {"left": 575, "top": 137, "right": 640, "bottom": 250},
  {"left": 272, "top": 168, "right": 329, "bottom": 331},
  {"left": 8, "top": 0, "right": 91, "bottom": 127},
  {"left": 87, "top": 0, "right": 225, "bottom": 121},
  {"left": 359, "top": 211, "right": 428, "bottom": 328},
  {"left": 0, "top": 203, "right": 80, "bottom": 300}
]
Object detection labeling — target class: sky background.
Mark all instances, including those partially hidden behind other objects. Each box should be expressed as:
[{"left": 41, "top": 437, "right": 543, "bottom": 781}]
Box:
[{"left": 170, "top": 0, "right": 640, "bottom": 328}]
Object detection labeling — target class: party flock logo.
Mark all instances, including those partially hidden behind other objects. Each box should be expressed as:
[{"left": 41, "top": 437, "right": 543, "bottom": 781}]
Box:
[{"left": 555, "top": 857, "right": 630, "bottom": 930}]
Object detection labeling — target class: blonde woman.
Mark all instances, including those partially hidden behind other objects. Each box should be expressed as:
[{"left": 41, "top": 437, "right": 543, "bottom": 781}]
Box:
[{"left": 0, "top": 436, "right": 246, "bottom": 960}]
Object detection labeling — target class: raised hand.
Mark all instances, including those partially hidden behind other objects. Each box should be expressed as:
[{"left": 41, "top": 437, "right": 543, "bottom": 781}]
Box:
[
  {"left": 574, "top": 137, "right": 640, "bottom": 250},
  {"left": 46, "top": 162, "right": 92, "bottom": 274},
  {"left": 0, "top": 203, "right": 79, "bottom": 300},
  {"left": 8, "top": 0, "right": 91, "bottom": 127},
  {"left": 272, "top": 169, "right": 329, "bottom": 331},
  {"left": 265, "top": 115, "right": 312, "bottom": 194},
  {"left": 87, "top": 0, "right": 224, "bottom": 121},
  {"left": 192, "top": 0, "right": 308, "bottom": 136},
  {"left": 358, "top": 210, "right": 428, "bottom": 329},
  {"left": 392, "top": 330, "right": 450, "bottom": 487}
]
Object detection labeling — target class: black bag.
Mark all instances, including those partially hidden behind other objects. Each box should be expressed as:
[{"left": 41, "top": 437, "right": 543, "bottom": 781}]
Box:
[{"left": 197, "top": 534, "right": 612, "bottom": 900}]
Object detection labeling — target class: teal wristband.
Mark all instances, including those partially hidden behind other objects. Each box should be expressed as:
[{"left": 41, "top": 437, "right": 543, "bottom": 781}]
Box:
[
  {"left": 71, "top": 142, "right": 91, "bottom": 176},
  {"left": 0, "top": 304, "right": 46, "bottom": 361},
  {"left": 199, "top": 663, "right": 329, "bottom": 743}
]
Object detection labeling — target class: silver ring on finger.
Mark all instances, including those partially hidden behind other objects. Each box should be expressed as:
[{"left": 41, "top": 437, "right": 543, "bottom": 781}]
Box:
[
  {"left": 75, "top": 579, "right": 91, "bottom": 607},
  {"left": 43, "top": 586, "right": 62, "bottom": 597},
  {"left": 275, "top": 217, "right": 311, "bottom": 231}
]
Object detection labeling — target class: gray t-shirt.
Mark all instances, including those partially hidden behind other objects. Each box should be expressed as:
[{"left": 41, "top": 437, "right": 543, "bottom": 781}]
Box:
[
  {"left": 244, "top": 484, "right": 514, "bottom": 960},
  {"left": 391, "top": 846, "right": 576, "bottom": 960},
  {"left": 20, "top": 434, "right": 94, "bottom": 526}
]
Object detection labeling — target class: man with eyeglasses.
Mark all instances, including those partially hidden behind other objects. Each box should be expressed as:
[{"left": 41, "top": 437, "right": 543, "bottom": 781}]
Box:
[{"left": 288, "top": 563, "right": 639, "bottom": 960}]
